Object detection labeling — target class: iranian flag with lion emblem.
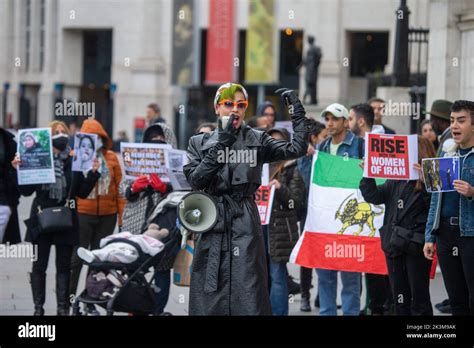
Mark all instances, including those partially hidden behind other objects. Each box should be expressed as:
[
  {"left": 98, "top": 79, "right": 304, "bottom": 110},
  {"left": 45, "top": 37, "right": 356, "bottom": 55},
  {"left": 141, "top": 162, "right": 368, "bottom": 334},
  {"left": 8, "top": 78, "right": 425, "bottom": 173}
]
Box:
[{"left": 290, "top": 151, "right": 388, "bottom": 275}]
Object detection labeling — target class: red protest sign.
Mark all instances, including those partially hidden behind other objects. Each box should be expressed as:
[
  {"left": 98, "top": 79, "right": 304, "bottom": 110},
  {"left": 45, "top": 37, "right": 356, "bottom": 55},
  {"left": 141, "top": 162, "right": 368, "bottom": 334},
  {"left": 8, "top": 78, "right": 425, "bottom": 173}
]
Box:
[
  {"left": 255, "top": 185, "right": 275, "bottom": 225},
  {"left": 364, "top": 134, "right": 419, "bottom": 180}
]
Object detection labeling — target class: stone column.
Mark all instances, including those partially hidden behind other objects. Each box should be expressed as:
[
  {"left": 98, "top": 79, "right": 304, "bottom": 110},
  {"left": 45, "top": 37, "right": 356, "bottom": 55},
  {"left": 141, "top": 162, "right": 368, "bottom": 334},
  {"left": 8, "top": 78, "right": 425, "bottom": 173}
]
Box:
[{"left": 458, "top": 10, "right": 474, "bottom": 99}]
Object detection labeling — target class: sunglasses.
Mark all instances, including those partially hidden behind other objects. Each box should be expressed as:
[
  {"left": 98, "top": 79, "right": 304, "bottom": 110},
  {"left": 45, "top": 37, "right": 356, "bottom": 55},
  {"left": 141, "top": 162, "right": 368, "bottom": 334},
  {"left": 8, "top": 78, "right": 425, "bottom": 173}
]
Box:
[{"left": 218, "top": 99, "right": 248, "bottom": 110}]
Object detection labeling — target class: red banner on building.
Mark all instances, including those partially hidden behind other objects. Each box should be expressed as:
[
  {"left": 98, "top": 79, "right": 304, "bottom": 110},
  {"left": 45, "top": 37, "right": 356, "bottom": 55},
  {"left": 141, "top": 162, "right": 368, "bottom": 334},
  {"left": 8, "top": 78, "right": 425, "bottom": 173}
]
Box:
[{"left": 205, "top": 0, "right": 235, "bottom": 84}]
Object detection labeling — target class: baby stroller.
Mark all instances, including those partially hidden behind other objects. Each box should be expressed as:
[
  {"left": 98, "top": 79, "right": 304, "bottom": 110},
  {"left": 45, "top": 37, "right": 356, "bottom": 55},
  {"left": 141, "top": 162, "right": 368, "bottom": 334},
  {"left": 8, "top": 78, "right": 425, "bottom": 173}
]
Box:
[{"left": 72, "top": 192, "right": 187, "bottom": 316}]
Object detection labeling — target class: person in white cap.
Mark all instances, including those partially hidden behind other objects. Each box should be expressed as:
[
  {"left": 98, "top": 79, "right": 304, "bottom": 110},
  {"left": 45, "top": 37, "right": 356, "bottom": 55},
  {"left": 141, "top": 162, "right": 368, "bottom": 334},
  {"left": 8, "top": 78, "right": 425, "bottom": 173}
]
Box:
[{"left": 316, "top": 102, "right": 365, "bottom": 316}]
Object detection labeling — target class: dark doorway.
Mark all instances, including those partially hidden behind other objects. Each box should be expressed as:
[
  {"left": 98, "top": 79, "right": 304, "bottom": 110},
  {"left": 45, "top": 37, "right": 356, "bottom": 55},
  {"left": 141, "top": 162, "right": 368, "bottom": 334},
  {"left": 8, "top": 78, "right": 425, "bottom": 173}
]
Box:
[
  {"left": 279, "top": 29, "right": 303, "bottom": 90},
  {"left": 349, "top": 31, "right": 389, "bottom": 77},
  {"left": 18, "top": 84, "right": 39, "bottom": 128},
  {"left": 80, "top": 30, "right": 113, "bottom": 135}
]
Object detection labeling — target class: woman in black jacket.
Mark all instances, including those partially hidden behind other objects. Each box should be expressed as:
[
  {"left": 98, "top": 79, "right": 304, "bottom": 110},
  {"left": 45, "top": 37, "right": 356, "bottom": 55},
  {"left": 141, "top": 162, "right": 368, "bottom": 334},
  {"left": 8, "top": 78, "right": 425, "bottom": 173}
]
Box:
[
  {"left": 264, "top": 127, "right": 306, "bottom": 315},
  {"left": 0, "top": 127, "right": 21, "bottom": 244},
  {"left": 359, "top": 136, "right": 436, "bottom": 315},
  {"left": 184, "top": 83, "right": 309, "bottom": 315},
  {"left": 12, "top": 121, "right": 100, "bottom": 316}
]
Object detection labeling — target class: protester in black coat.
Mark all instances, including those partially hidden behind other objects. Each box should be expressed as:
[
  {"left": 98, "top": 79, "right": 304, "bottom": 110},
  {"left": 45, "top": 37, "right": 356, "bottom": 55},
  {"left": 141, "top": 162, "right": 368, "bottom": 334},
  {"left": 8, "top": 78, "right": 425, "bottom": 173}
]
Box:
[
  {"left": 359, "top": 136, "right": 436, "bottom": 315},
  {"left": 12, "top": 121, "right": 100, "bottom": 316},
  {"left": 0, "top": 127, "right": 21, "bottom": 244},
  {"left": 261, "top": 128, "right": 306, "bottom": 316},
  {"left": 184, "top": 83, "right": 309, "bottom": 315}
]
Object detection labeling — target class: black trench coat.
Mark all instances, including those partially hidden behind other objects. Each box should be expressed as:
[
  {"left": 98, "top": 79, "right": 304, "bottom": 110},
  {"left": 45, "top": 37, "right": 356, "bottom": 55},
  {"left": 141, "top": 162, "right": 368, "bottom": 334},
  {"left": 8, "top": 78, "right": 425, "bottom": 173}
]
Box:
[{"left": 184, "top": 116, "right": 309, "bottom": 315}]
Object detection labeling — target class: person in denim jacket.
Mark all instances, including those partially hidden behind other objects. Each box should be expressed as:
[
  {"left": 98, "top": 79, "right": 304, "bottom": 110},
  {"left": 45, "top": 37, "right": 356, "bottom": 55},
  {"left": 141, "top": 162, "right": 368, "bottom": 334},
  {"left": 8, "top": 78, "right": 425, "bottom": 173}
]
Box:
[{"left": 424, "top": 100, "right": 474, "bottom": 315}]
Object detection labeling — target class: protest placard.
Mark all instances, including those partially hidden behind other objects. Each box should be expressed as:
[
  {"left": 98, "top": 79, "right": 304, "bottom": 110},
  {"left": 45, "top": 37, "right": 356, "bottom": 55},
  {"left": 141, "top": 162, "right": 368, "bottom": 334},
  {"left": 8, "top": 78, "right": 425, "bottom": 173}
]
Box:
[
  {"left": 166, "top": 149, "right": 190, "bottom": 191},
  {"left": 255, "top": 185, "right": 275, "bottom": 225},
  {"left": 166, "top": 149, "right": 187, "bottom": 172},
  {"left": 261, "top": 163, "right": 269, "bottom": 186},
  {"left": 17, "top": 128, "right": 55, "bottom": 185},
  {"left": 120, "top": 142, "right": 171, "bottom": 181},
  {"left": 72, "top": 132, "right": 97, "bottom": 172},
  {"left": 274, "top": 121, "right": 294, "bottom": 134},
  {"left": 422, "top": 157, "right": 460, "bottom": 193},
  {"left": 364, "top": 133, "right": 418, "bottom": 180}
]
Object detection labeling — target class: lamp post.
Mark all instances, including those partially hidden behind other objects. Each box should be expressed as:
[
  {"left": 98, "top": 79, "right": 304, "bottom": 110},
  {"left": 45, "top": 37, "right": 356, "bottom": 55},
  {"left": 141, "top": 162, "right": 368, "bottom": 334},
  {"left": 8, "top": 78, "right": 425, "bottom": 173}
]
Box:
[{"left": 393, "top": 0, "right": 410, "bottom": 86}]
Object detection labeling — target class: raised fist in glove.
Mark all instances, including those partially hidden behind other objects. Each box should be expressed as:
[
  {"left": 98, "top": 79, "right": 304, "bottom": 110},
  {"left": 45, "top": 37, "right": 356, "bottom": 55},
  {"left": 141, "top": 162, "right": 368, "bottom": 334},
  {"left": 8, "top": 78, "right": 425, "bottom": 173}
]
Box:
[
  {"left": 131, "top": 175, "right": 149, "bottom": 193},
  {"left": 149, "top": 173, "right": 167, "bottom": 194},
  {"left": 275, "top": 88, "right": 306, "bottom": 117},
  {"left": 217, "top": 114, "right": 238, "bottom": 147}
]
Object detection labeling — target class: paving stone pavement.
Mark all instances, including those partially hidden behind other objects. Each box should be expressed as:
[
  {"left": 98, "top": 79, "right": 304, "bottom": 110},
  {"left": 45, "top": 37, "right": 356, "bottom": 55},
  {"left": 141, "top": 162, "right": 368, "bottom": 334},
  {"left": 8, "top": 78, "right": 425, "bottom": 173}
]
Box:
[{"left": 0, "top": 196, "right": 448, "bottom": 316}]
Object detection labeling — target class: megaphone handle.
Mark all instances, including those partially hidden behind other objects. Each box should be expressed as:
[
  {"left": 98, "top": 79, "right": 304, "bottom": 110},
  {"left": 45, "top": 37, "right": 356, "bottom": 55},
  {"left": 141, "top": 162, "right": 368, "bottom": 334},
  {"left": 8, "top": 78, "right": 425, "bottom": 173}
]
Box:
[{"left": 180, "top": 226, "right": 189, "bottom": 250}]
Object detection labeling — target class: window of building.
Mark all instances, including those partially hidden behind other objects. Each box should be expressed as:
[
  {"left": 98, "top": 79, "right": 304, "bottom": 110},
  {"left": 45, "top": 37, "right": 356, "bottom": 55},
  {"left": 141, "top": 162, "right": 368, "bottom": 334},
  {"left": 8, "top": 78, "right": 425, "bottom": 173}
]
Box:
[
  {"left": 279, "top": 29, "right": 303, "bottom": 89},
  {"left": 349, "top": 31, "right": 389, "bottom": 77}
]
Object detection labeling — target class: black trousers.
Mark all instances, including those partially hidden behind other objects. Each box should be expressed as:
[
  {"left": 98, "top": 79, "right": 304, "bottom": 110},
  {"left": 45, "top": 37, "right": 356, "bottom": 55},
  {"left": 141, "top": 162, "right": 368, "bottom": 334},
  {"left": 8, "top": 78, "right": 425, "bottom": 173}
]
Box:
[
  {"left": 300, "top": 266, "right": 313, "bottom": 299},
  {"left": 32, "top": 233, "right": 73, "bottom": 275},
  {"left": 385, "top": 253, "right": 433, "bottom": 315},
  {"left": 366, "top": 273, "right": 391, "bottom": 315},
  {"left": 69, "top": 213, "right": 117, "bottom": 296},
  {"left": 436, "top": 220, "right": 474, "bottom": 315}
]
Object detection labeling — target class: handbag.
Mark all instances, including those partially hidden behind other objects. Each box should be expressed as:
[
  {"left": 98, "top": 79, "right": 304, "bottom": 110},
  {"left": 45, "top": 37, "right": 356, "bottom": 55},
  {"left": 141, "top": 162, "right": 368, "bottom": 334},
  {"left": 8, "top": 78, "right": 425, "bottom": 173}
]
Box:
[
  {"left": 389, "top": 184, "right": 424, "bottom": 256},
  {"left": 390, "top": 225, "right": 425, "bottom": 256},
  {"left": 37, "top": 176, "right": 74, "bottom": 234}
]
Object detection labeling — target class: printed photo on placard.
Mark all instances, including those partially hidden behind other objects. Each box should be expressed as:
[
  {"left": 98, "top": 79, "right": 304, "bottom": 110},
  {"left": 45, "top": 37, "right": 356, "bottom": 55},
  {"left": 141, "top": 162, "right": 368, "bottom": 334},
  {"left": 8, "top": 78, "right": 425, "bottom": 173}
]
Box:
[
  {"left": 121, "top": 142, "right": 171, "bottom": 181},
  {"left": 72, "top": 132, "right": 98, "bottom": 172},
  {"left": 422, "top": 157, "right": 460, "bottom": 193},
  {"left": 17, "top": 128, "right": 55, "bottom": 185}
]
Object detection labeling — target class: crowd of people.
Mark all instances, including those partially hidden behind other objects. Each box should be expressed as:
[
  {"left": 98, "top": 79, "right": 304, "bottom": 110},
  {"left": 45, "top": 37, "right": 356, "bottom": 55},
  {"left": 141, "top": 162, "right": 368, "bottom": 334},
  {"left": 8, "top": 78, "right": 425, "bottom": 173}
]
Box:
[{"left": 0, "top": 83, "right": 473, "bottom": 316}]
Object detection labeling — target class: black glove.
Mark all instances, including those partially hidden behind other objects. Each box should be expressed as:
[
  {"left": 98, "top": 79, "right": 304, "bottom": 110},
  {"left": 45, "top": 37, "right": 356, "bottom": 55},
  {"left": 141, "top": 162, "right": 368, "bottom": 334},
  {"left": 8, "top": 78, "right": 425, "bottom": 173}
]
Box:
[
  {"left": 217, "top": 114, "right": 238, "bottom": 147},
  {"left": 275, "top": 88, "right": 306, "bottom": 118}
]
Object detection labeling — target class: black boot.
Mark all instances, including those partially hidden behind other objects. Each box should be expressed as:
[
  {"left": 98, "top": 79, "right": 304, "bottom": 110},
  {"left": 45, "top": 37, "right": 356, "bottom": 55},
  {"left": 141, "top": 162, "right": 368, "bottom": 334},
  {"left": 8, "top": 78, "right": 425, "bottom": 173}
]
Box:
[
  {"left": 300, "top": 294, "right": 311, "bottom": 312},
  {"left": 56, "top": 272, "right": 71, "bottom": 316},
  {"left": 30, "top": 272, "right": 46, "bottom": 316},
  {"left": 288, "top": 275, "right": 301, "bottom": 295}
]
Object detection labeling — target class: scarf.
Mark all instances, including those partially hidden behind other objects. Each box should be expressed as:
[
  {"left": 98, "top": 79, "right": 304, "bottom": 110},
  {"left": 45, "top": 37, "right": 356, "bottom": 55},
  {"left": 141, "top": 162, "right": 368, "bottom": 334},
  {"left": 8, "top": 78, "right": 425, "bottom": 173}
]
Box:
[
  {"left": 85, "top": 151, "right": 110, "bottom": 199},
  {"left": 43, "top": 148, "right": 69, "bottom": 202}
]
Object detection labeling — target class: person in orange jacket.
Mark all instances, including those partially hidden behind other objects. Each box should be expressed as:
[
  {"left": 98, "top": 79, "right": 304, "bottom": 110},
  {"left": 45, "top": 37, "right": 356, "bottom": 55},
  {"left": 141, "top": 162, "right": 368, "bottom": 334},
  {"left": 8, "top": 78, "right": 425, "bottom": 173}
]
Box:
[{"left": 69, "top": 119, "right": 125, "bottom": 314}]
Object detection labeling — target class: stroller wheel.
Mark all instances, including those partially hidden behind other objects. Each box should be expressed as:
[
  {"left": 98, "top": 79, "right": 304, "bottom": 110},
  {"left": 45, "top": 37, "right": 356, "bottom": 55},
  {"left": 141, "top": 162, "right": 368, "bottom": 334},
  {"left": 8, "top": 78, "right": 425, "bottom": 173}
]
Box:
[
  {"left": 72, "top": 300, "right": 82, "bottom": 316},
  {"left": 85, "top": 304, "right": 100, "bottom": 316}
]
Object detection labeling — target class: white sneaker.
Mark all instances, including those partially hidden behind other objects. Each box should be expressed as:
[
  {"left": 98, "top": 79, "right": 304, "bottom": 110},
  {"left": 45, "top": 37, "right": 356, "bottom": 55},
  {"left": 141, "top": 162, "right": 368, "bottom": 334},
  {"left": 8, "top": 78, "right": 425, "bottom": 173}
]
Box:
[
  {"left": 77, "top": 247, "right": 97, "bottom": 264},
  {"left": 106, "top": 270, "right": 126, "bottom": 287}
]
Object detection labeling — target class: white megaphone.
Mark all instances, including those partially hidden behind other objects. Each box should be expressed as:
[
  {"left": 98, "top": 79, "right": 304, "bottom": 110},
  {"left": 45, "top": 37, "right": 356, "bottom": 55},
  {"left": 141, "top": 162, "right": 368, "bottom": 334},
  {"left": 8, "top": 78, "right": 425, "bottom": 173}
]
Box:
[{"left": 177, "top": 192, "right": 218, "bottom": 248}]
